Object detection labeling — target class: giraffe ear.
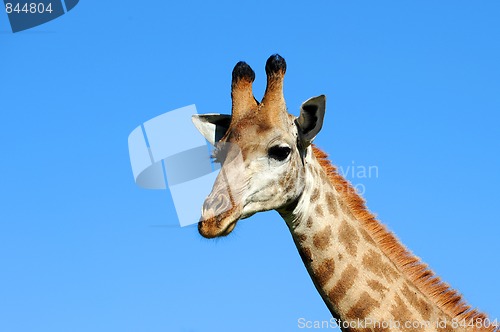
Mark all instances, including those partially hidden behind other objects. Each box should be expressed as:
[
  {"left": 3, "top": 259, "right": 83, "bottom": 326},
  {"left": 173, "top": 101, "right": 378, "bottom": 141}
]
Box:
[
  {"left": 191, "top": 114, "right": 231, "bottom": 145},
  {"left": 296, "top": 95, "right": 326, "bottom": 146}
]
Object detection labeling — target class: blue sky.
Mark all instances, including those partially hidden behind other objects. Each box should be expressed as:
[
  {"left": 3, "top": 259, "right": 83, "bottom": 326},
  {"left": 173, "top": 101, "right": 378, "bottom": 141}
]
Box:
[{"left": 0, "top": 1, "right": 498, "bottom": 331}]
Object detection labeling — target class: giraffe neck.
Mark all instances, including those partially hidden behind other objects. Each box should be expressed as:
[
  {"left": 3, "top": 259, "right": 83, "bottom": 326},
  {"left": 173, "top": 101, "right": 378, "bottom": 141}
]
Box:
[{"left": 278, "top": 147, "right": 487, "bottom": 332}]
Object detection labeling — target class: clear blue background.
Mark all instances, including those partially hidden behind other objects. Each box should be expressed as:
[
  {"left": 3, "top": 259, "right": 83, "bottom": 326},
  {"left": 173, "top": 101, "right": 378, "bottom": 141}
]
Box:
[{"left": 0, "top": 1, "right": 498, "bottom": 331}]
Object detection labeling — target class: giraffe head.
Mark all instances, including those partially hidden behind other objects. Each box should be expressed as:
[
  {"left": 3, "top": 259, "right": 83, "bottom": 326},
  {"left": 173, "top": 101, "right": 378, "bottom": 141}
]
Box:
[{"left": 192, "top": 54, "right": 326, "bottom": 238}]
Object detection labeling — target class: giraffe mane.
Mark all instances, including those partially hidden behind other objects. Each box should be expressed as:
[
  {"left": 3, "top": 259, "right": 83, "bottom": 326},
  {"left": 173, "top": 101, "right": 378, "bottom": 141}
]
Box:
[{"left": 312, "top": 145, "right": 495, "bottom": 330}]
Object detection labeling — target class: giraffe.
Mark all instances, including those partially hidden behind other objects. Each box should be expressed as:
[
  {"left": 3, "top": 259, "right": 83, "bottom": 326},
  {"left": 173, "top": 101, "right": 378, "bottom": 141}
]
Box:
[{"left": 191, "top": 54, "right": 497, "bottom": 332}]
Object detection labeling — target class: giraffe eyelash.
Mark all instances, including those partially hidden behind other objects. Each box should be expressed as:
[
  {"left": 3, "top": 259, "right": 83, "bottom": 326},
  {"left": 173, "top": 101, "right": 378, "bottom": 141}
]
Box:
[
  {"left": 211, "top": 143, "right": 235, "bottom": 164},
  {"left": 210, "top": 152, "right": 220, "bottom": 163}
]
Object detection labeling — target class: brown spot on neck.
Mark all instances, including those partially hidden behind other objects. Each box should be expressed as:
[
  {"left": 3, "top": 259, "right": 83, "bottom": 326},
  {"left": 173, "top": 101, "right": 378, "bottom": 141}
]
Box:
[
  {"left": 313, "top": 225, "right": 332, "bottom": 250},
  {"left": 359, "top": 228, "right": 376, "bottom": 245},
  {"left": 296, "top": 233, "right": 307, "bottom": 244},
  {"left": 327, "top": 264, "right": 358, "bottom": 305},
  {"left": 310, "top": 188, "right": 320, "bottom": 203},
  {"left": 362, "top": 249, "right": 399, "bottom": 283},
  {"left": 315, "top": 205, "right": 324, "bottom": 217},
  {"left": 401, "top": 283, "right": 432, "bottom": 321},
  {"left": 298, "top": 246, "right": 313, "bottom": 264},
  {"left": 306, "top": 217, "right": 313, "bottom": 228},
  {"left": 345, "top": 291, "right": 378, "bottom": 321},
  {"left": 390, "top": 294, "right": 418, "bottom": 331},
  {"left": 315, "top": 258, "right": 336, "bottom": 287},
  {"left": 339, "top": 219, "right": 360, "bottom": 257},
  {"left": 367, "top": 279, "right": 389, "bottom": 299},
  {"left": 325, "top": 191, "right": 339, "bottom": 217}
]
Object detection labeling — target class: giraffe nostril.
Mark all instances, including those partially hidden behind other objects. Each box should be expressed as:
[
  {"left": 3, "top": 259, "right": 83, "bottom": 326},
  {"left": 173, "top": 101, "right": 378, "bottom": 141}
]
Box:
[
  {"left": 214, "top": 196, "right": 224, "bottom": 211},
  {"left": 203, "top": 193, "right": 231, "bottom": 216}
]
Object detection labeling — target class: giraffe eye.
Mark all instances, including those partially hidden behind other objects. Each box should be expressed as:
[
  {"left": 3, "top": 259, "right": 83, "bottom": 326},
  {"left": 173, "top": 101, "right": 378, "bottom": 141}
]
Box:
[{"left": 268, "top": 145, "right": 291, "bottom": 161}]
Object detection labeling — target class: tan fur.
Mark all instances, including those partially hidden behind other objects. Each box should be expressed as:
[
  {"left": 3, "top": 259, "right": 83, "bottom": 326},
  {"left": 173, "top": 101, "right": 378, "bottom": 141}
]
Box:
[{"left": 312, "top": 146, "right": 495, "bottom": 331}]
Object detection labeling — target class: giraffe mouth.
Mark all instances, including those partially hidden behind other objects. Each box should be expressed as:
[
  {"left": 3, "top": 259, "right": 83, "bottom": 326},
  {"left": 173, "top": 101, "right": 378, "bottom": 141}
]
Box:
[
  {"left": 198, "top": 205, "right": 242, "bottom": 238},
  {"left": 219, "top": 219, "right": 238, "bottom": 236}
]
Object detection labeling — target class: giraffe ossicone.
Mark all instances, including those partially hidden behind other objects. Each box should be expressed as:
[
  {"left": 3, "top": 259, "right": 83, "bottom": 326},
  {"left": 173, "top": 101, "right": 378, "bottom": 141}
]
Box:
[{"left": 192, "top": 54, "right": 497, "bottom": 332}]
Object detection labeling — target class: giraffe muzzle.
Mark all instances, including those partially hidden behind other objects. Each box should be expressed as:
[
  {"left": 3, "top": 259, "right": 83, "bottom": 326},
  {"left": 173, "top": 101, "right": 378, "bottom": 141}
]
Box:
[
  {"left": 198, "top": 165, "right": 246, "bottom": 238},
  {"left": 198, "top": 142, "right": 247, "bottom": 238},
  {"left": 198, "top": 191, "right": 241, "bottom": 238}
]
